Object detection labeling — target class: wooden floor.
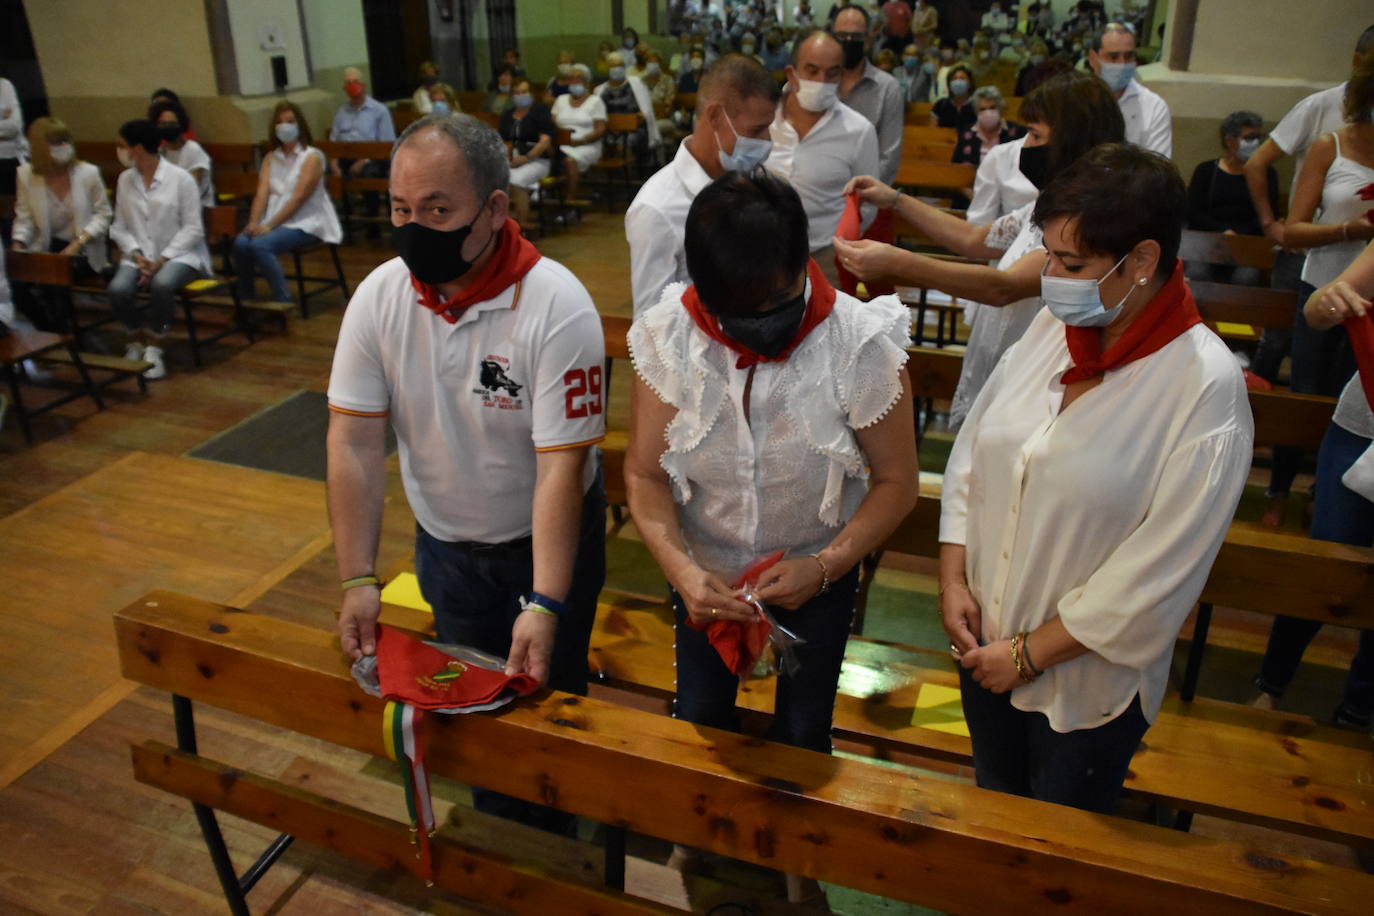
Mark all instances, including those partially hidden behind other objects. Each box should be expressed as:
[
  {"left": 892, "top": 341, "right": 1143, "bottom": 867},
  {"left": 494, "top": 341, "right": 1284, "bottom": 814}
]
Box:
[{"left": 0, "top": 213, "right": 1365, "bottom": 914}]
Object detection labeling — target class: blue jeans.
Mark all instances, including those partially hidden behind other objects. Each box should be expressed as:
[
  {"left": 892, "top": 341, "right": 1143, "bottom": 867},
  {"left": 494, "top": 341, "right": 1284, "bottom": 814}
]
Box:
[
  {"left": 1256, "top": 423, "right": 1374, "bottom": 725},
  {"left": 1267, "top": 281, "right": 1357, "bottom": 496},
  {"left": 671, "top": 566, "right": 860, "bottom": 754},
  {"left": 958, "top": 665, "right": 1151, "bottom": 814},
  {"left": 232, "top": 226, "right": 319, "bottom": 303},
  {"left": 107, "top": 261, "right": 202, "bottom": 336},
  {"left": 413, "top": 469, "right": 606, "bottom": 833}
]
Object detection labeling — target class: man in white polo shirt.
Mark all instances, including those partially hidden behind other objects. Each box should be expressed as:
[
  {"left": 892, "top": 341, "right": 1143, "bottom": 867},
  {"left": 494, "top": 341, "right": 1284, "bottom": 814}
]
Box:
[
  {"left": 1087, "top": 22, "right": 1171, "bottom": 158},
  {"left": 327, "top": 116, "right": 605, "bottom": 830},
  {"left": 625, "top": 54, "right": 780, "bottom": 316},
  {"left": 768, "top": 30, "right": 879, "bottom": 286}
]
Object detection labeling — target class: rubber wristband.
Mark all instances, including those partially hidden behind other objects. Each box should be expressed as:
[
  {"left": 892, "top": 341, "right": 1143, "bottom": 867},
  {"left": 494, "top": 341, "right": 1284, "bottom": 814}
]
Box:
[
  {"left": 522, "top": 591, "right": 569, "bottom": 618},
  {"left": 1021, "top": 632, "right": 1043, "bottom": 676},
  {"left": 341, "top": 574, "right": 382, "bottom": 591}
]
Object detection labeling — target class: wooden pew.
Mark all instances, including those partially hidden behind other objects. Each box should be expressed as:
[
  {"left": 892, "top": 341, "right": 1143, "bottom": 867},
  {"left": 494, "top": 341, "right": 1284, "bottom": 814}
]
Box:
[
  {"left": 1179, "top": 229, "right": 1277, "bottom": 273},
  {"left": 586, "top": 601, "right": 1374, "bottom": 852},
  {"left": 894, "top": 159, "right": 976, "bottom": 193},
  {"left": 904, "top": 101, "right": 933, "bottom": 123},
  {"left": 316, "top": 140, "right": 394, "bottom": 243},
  {"left": 115, "top": 591, "right": 1374, "bottom": 915},
  {"left": 0, "top": 323, "right": 106, "bottom": 443},
  {"left": 902, "top": 124, "right": 958, "bottom": 146}
]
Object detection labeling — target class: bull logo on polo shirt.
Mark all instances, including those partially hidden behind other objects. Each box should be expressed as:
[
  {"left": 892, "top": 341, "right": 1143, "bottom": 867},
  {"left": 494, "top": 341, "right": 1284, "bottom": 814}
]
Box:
[{"left": 475, "top": 355, "right": 526, "bottom": 410}]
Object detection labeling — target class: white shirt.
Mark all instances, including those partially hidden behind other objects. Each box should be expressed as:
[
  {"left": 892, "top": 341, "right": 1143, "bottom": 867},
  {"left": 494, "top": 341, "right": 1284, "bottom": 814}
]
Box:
[
  {"left": 0, "top": 246, "right": 13, "bottom": 326},
  {"left": 941, "top": 307, "right": 1254, "bottom": 732},
  {"left": 1334, "top": 374, "right": 1374, "bottom": 440},
  {"left": 1299, "top": 134, "right": 1374, "bottom": 288},
  {"left": 0, "top": 78, "right": 22, "bottom": 159},
  {"left": 768, "top": 98, "right": 880, "bottom": 251},
  {"left": 412, "top": 86, "right": 435, "bottom": 114},
  {"left": 161, "top": 139, "right": 215, "bottom": 208},
  {"left": 630, "top": 283, "right": 910, "bottom": 580},
  {"left": 1117, "top": 79, "right": 1172, "bottom": 158},
  {"left": 328, "top": 254, "right": 605, "bottom": 544},
  {"left": 950, "top": 202, "right": 1044, "bottom": 427},
  {"left": 109, "top": 159, "right": 210, "bottom": 274},
  {"left": 552, "top": 94, "right": 608, "bottom": 141},
  {"left": 263, "top": 145, "right": 343, "bottom": 244},
  {"left": 13, "top": 161, "right": 113, "bottom": 271},
  {"left": 1270, "top": 83, "right": 1348, "bottom": 209},
  {"left": 965, "top": 137, "right": 1039, "bottom": 329},
  {"left": 625, "top": 138, "right": 714, "bottom": 317}
]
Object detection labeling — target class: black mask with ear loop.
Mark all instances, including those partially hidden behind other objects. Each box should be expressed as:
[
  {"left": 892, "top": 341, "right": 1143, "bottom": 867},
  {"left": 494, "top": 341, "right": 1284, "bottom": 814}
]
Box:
[
  {"left": 1018, "top": 142, "right": 1051, "bottom": 190},
  {"left": 392, "top": 202, "right": 495, "bottom": 286}
]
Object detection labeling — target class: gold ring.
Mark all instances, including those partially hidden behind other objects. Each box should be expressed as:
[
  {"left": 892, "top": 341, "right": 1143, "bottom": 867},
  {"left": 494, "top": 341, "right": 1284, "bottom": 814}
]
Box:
[
  {"left": 710, "top": 607, "right": 719, "bottom": 618},
  {"left": 1329, "top": 305, "right": 1339, "bottom": 314}
]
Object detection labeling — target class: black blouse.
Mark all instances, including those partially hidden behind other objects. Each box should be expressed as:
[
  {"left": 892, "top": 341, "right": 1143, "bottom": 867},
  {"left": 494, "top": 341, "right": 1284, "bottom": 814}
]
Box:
[
  {"left": 498, "top": 103, "right": 557, "bottom": 159},
  {"left": 933, "top": 96, "right": 976, "bottom": 134}
]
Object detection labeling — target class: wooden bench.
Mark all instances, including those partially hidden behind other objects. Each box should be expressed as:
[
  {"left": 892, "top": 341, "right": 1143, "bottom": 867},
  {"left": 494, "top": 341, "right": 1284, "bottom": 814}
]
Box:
[
  {"left": 115, "top": 590, "right": 1374, "bottom": 915},
  {"left": 584, "top": 599, "right": 1374, "bottom": 852},
  {"left": 894, "top": 159, "right": 976, "bottom": 193},
  {"left": 317, "top": 140, "right": 394, "bottom": 244},
  {"left": 0, "top": 325, "right": 106, "bottom": 443}
]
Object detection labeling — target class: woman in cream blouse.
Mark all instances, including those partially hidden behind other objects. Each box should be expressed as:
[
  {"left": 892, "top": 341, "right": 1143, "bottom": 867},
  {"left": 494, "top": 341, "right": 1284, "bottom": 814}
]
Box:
[
  {"left": 940, "top": 144, "right": 1253, "bottom": 814},
  {"left": 11, "top": 117, "right": 111, "bottom": 272}
]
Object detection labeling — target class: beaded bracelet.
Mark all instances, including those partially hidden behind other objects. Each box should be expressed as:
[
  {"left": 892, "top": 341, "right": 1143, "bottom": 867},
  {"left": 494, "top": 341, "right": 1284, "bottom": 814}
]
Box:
[{"left": 809, "top": 553, "right": 830, "bottom": 595}]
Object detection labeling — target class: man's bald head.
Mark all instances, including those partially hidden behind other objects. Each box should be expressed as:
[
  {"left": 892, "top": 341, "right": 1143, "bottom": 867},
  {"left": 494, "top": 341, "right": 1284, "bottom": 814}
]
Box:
[
  {"left": 343, "top": 66, "right": 363, "bottom": 82},
  {"left": 791, "top": 29, "right": 843, "bottom": 69}
]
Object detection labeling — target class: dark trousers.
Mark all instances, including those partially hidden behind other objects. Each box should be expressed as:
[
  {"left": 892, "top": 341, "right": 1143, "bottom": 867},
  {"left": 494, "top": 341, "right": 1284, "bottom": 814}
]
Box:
[
  {"left": 413, "top": 470, "right": 606, "bottom": 833},
  {"left": 1250, "top": 248, "right": 1304, "bottom": 384},
  {"left": 958, "top": 665, "right": 1150, "bottom": 814},
  {"left": 1256, "top": 423, "right": 1374, "bottom": 725},
  {"left": 338, "top": 157, "right": 389, "bottom": 232},
  {"left": 12, "top": 240, "right": 92, "bottom": 332},
  {"left": 1268, "top": 281, "right": 1357, "bottom": 496},
  {"left": 671, "top": 566, "right": 860, "bottom": 754}
]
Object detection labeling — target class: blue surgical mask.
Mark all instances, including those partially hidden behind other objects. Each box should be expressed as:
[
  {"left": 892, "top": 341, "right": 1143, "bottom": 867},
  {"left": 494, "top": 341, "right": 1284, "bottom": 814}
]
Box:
[
  {"left": 569, "top": 83, "right": 587, "bottom": 98},
  {"left": 922, "top": 60, "right": 937, "bottom": 75},
  {"left": 903, "top": 55, "right": 919, "bottom": 69},
  {"left": 949, "top": 77, "right": 970, "bottom": 96},
  {"left": 1099, "top": 61, "right": 1136, "bottom": 92},
  {"left": 1237, "top": 137, "right": 1261, "bottom": 162},
  {"left": 609, "top": 66, "right": 627, "bottom": 81},
  {"left": 716, "top": 111, "right": 772, "bottom": 172},
  {"left": 431, "top": 100, "right": 451, "bottom": 116},
  {"left": 646, "top": 61, "right": 661, "bottom": 76},
  {"left": 514, "top": 92, "right": 532, "bottom": 109},
  {"left": 1040, "top": 253, "right": 1135, "bottom": 327}
]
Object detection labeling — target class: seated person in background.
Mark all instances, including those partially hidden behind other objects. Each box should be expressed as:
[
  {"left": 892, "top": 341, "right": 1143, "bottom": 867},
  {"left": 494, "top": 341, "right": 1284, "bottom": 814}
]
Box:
[
  {"left": 427, "top": 82, "right": 463, "bottom": 116},
  {"left": 639, "top": 49, "right": 678, "bottom": 137},
  {"left": 10, "top": 117, "right": 111, "bottom": 330},
  {"left": 552, "top": 67, "right": 606, "bottom": 202},
  {"left": 931, "top": 66, "right": 976, "bottom": 132},
  {"left": 412, "top": 61, "right": 440, "bottom": 114},
  {"left": 330, "top": 67, "right": 397, "bottom": 237},
  {"left": 739, "top": 33, "right": 764, "bottom": 65},
  {"left": 234, "top": 102, "right": 342, "bottom": 306},
  {"left": 1186, "top": 110, "right": 1276, "bottom": 284},
  {"left": 499, "top": 78, "right": 557, "bottom": 231},
  {"left": 625, "top": 169, "right": 916, "bottom": 903},
  {"left": 628, "top": 42, "right": 654, "bottom": 78},
  {"left": 108, "top": 119, "right": 211, "bottom": 380},
  {"left": 875, "top": 48, "right": 897, "bottom": 74},
  {"left": 150, "top": 99, "right": 215, "bottom": 208},
  {"left": 594, "top": 41, "right": 616, "bottom": 82},
  {"left": 547, "top": 50, "right": 578, "bottom": 100},
  {"left": 895, "top": 44, "right": 933, "bottom": 103},
  {"left": 760, "top": 27, "right": 791, "bottom": 71},
  {"left": 620, "top": 26, "right": 642, "bottom": 69},
  {"left": 951, "top": 85, "right": 1027, "bottom": 206},
  {"left": 148, "top": 87, "right": 197, "bottom": 140},
  {"left": 670, "top": 31, "right": 694, "bottom": 74},
  {"left": 594, "top": 52, "right": 661, "bottom": 154},
  {"left": 941, "top": 144, "right": 1253, "bottom": 815},
  {"left": 678, "top": 47, "right": 707, "bottom": 92},
  {"left": 486, "top": 65, "right": 516, "bottom": 116},
  {"left": 489, "top": 47, "right": 526, "bottom": 88}
]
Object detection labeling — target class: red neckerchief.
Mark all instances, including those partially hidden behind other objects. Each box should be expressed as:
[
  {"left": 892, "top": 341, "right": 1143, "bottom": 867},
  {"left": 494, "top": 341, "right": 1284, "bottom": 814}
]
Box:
[
  {"left": 1061, "top": 259, "right": 1202, "bottom": 385},
  {"left": 834, "top": 192, "right": 895, "bottom": 297},
  {"left": 1346, "top": 312, "right": 1374, "bottom": 413},
  {"left": 682, "top": 258, "right": 837, "bottom": 369},
  {"left": 409, "top": 218, "right": 542, "bottom": 323}
]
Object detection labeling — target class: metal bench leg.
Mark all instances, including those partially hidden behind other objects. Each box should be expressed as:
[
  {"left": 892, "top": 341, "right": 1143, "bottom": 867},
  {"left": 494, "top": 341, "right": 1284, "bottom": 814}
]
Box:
[
  {"left": 603, "top": 824, "right": 627, "bottom": 891},
  {"left": 4, "top": 365, "right": 34, "bottom": 443},
  {"left": 1179, "top": 602, "right": 1213, "bottom": 702},
  {"left": 292, "top": 251, "right": 309, "bottom": 319},
  {"left": 851, "top": 550, "right": 884, "bottom": 635},
  {"left": 64, "top": 341, "right": 105, "bottom": 411},
  {"left": 329, "top": 244, "right": 350, "bottom": 301},
  {"left": 173, "top": 695, "right": 252, "bottom": 916},
  {"left": 181, "top": 294, "right": 204, "bottom": 368}
]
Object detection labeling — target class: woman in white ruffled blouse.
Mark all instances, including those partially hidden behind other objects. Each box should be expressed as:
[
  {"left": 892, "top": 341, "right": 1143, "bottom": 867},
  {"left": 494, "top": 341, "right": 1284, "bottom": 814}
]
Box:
[{"left": 624, "top": 170, "right": 917, "bottom": 757}]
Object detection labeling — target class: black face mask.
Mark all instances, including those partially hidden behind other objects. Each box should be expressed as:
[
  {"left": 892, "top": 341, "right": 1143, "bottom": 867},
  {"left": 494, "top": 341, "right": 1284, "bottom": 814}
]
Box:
[
  {"left": 717, "top": 289, "right": 808, "bottom": 357},
  {"left": 158, "top": 124, "right": 182, "bottom": 143},
  {"left": 840, "top": 38, "right": 866, "bottom": 69},
  {"left": 392, "top": 204, "right": 495, "bottom": 286},
  {"left": 1018, "top": 142, "right": 1051, "bottom": 190}
]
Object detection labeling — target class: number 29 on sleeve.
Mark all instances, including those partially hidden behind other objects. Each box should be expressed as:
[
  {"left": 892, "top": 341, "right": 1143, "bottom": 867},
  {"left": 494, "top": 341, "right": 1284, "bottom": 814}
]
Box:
[{"left": 563, "top": 366, "right": 604, "bottom": 419}]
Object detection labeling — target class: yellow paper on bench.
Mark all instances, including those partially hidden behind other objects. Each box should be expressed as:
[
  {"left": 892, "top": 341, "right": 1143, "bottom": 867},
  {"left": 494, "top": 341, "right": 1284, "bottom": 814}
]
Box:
[
  {"left": 380, "top": 572, "right": 432, "bottom": 614},
  {"left": 184, "top": 279, "right": 222, "bottom": 292},
  {"left": 1215, "top": 321, "right": 1255, "bottom": 337},
  {"left": 911, "top": 682, "right": 970, "bottom": 737}
]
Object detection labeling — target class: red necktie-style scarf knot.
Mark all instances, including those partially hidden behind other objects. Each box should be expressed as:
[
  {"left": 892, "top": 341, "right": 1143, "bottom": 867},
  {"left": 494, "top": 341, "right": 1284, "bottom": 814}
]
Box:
[
  {"left": 681, "top": 258, "right": 837, "bottom": 370},
  {"left": 1060, "top": 259, "right": 1202, "bottom": 385},
  {"left": 410, "top": 218, "right": 542, "bottom": 323}
]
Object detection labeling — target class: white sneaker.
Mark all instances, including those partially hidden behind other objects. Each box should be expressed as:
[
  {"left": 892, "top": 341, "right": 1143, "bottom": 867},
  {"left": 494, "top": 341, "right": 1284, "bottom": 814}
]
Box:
[
  {"left": 20, "top": 359, "right": 52, "bottom": 383},
  {"left": 123, "top": 342, "right": 145, "bottom": 361},
  {"left": 142, "top": 345, "right": 167, "bottom": 380}
]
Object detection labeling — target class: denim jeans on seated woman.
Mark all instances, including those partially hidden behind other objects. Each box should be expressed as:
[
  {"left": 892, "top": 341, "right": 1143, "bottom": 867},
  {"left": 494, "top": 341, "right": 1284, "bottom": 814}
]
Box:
[
  {"left": 1256, "top": 422, "right": 1374, "bottom": 725},
  {"left": 107, "top": 260, "right": 203, "bottom": 336},
  {"left": 671, "top": 566, "right": 860, "bottom": 754},
  {"left": 232, "top": 226, "right": 319, "bottom": 303}
]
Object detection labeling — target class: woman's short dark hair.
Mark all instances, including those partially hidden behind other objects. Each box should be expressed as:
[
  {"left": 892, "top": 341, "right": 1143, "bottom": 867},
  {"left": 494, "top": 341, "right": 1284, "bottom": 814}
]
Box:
[
  {"left": 1218, "top": 110, "right": 1261, "bottom": 147},
  {"left": 1019, "top": 70, "right": 1125, "bottom": 182},
  {"left": 1032, "top": 143, "right": 1187, "bottom": 278},
  {"left": 119, "top": 119, "right": 161, "bottom": 154},
  {"left": 148, "top": 98, "right": 191, "bottom": 133},
  {"left": 684, "top": 170, "right": 810, "bottom": 315}
]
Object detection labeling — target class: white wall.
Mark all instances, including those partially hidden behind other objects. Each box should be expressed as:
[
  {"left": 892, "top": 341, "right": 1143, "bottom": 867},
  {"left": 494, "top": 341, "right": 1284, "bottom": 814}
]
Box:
[
  {"left": 300, "top": 0, "right": 369, "bottom": 71},
  {"left": 226, "top": 0, "right": 312, "bottom": 95}
]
